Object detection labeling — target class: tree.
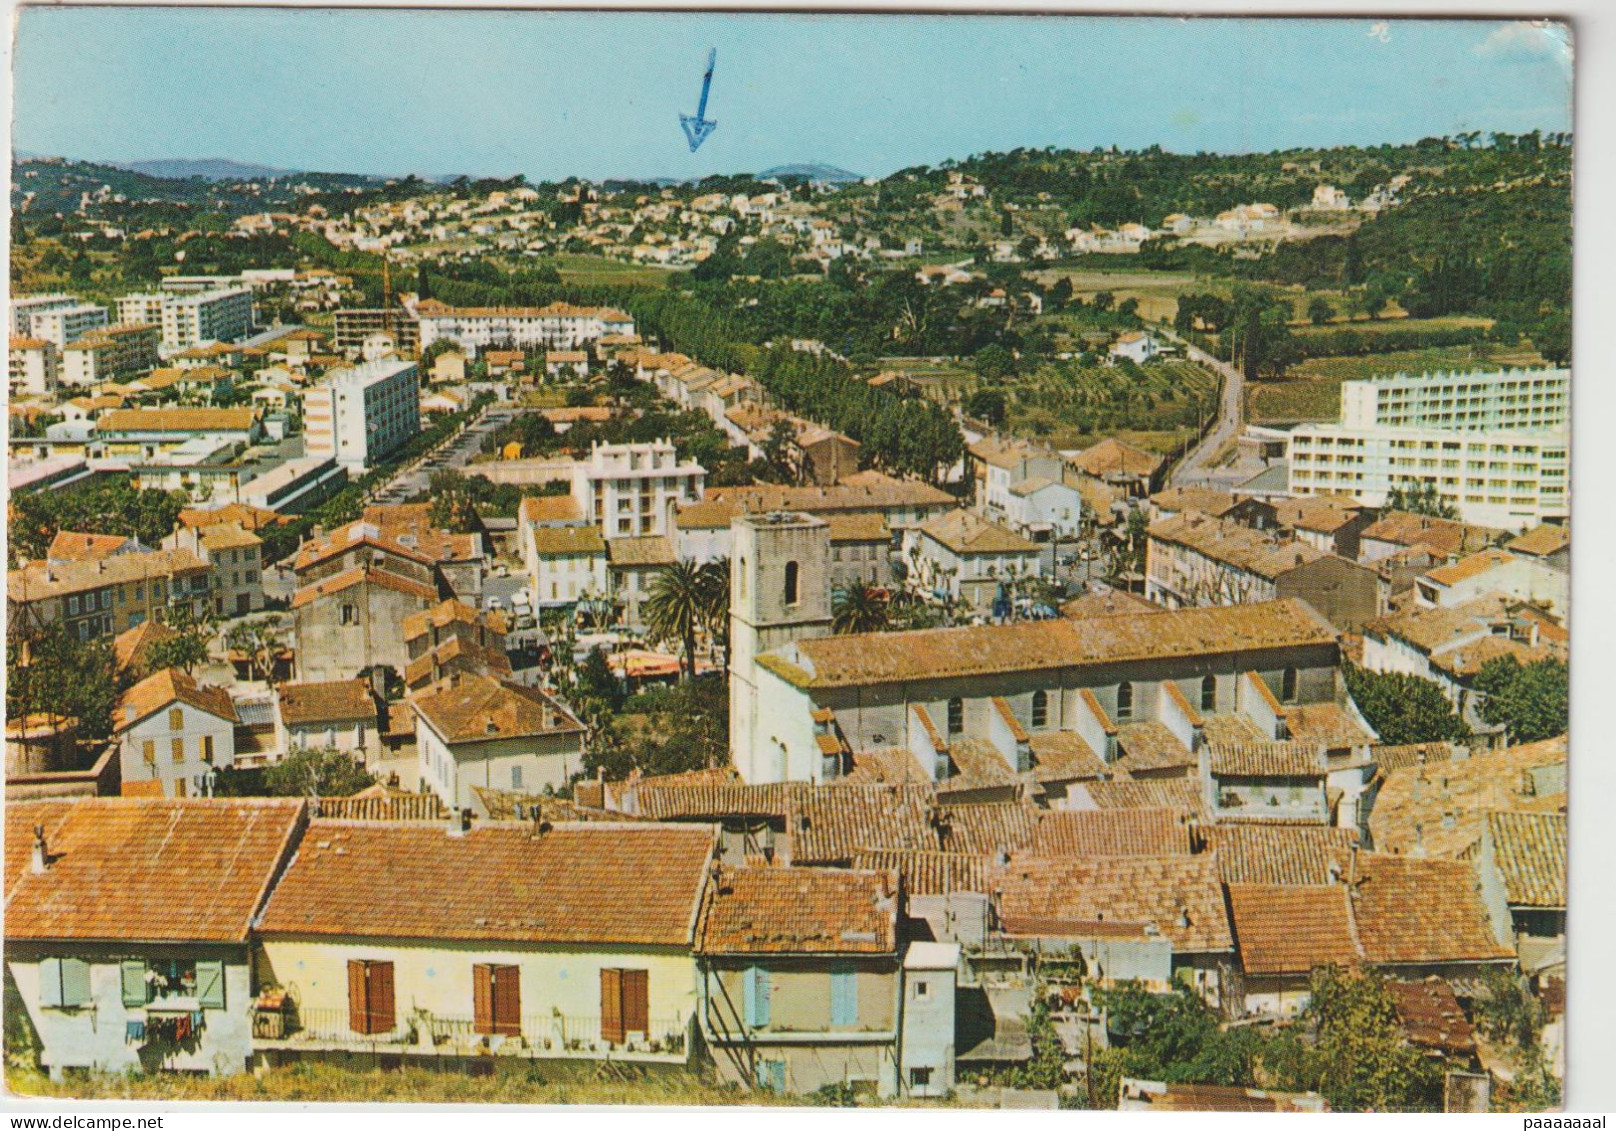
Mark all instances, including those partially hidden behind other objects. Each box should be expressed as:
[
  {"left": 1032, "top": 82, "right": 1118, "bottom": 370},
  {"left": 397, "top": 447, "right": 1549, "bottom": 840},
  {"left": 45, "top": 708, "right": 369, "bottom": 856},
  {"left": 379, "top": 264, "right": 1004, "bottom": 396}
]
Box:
[
  {"left": 1385, "top": 479, "right": 1458, "bottom": 520},
  {"left": 965, "top": 389, "right": 1008, "bottom": 427},
  {"left": 225, "top": 618, "right": 285, "bottom": 685},
  {"left": 8, "top": 478, "right": 188, "bottom": 565},
  {"left": 1307, "top": 297, "right": 1335, "bottom": 326},
  {"left": 262, "top": 746, "right": 376, "bottom": 799},
  {"left": 644, "top": 559, "right": 709, "bottom": 680},
  {"left": 1092, "top": 290, "right": 1115, "bottom": 313},
  {"left": 973, "top": 343, "right": 1016, "bottom": 381},
  {"left": 1342, "top": 665, "right": 1469, "bottom": 744},
  {"left": 833, "top": 587, "right": 890, "bottom": 635},
  {"left": 143, "top": 628, "right": 210, "bottom": 675},
  {"left": 1095, "top": 981, "right": 1262, "bottom": 1088},
  {"left": 695, "top": 558, "right": 730, "bottom": 671},
  {"left": 6, "top": 623, "right": 128, "bottom": 742},
  {"left": 761, "top": 418, "right": 798, "bottom": 482},
  {"left": 1473, "top": 656, "right": 1568, "bottom": 743},
  {"left": 575, "top": 645, "right": 625, "bottom": 714}
]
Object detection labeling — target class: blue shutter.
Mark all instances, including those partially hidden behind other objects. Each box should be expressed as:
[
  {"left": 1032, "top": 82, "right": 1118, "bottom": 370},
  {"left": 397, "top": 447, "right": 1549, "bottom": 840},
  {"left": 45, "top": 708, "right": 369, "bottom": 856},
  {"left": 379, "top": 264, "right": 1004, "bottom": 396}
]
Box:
[
  {"left": 744, "top": 964, "right": 771, "bottom": 1028},
  {"left": 38, "top": 959, "right": 63, "bottom": 1008},
  {"left": 60, "top": 958, "right": 91, "bottom": 1007},
  {"left": 196, "top": 960, "right": 226, "bottom": 1009},
  {"left": 830, "top": 964, "right": 858, "bottom": 1027}
]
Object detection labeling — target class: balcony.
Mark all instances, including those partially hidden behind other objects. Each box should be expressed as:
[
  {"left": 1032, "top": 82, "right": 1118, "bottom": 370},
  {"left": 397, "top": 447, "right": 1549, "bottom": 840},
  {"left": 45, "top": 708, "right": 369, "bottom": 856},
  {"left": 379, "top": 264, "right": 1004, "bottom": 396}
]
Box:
[{"left": 253, "top": 1005, "right": 692, "bottom": 1063}]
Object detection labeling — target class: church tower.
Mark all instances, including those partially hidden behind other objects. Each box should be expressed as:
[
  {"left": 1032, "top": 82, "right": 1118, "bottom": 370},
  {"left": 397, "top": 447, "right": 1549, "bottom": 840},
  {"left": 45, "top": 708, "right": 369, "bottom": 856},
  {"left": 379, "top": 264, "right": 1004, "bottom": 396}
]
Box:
[{"left": 729, "top": 512, "right": 833, "bottom": 782}]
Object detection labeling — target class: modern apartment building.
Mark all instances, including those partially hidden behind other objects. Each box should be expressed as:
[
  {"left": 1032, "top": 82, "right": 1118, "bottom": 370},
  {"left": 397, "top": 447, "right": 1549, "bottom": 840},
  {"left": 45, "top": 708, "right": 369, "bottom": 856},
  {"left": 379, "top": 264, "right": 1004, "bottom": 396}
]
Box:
[
  {"left": 333, "top": 307, "right": 420, "bottom": 356},
  {"left": 1338, "top": 367, "right": 1568, "bottom": 433},
  {"left": 160, "top": 288, "right": 254, "bottom": 349},
  {"left": 10, "top": 294, "right": 83, "bottom": 336},
  {"left": 411, "top": 298, "right": 635, "bottom": 357},
  {"left": 117, "top": 292, "right": 167, "bottom": 325},
  {"left": 571, "top": 439, "right": 705, "bottom": 539},
  {"left": 60, "top": 324, "right": 162, "bottom": 385},
  {"left": 302, "top": 358, "right": 421, "bottom": 473},
  {"left": 8, "top": 337, "right": 60, "bottom": 397},
  {"left": 27, "top": 303, "right": 110, "bottom": 350}
]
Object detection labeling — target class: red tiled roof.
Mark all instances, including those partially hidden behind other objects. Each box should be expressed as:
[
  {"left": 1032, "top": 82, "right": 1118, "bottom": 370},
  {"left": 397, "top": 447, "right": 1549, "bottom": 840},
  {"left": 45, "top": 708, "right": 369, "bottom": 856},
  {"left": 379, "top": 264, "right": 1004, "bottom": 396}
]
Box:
[
  {"left": 1227, "top": 884, "right": 1360, "bottom": 975},
  {"left": 997, "top": 853, "right": 1232, "bottom": 952},
  {"left": 1033, "top": 809, "right": 1192, "bottom": 857},
  {"left": 114, "top": 667, "right": 238, "bottom": 731},
  {"left": 696, "top": 866, "right": 899, "bottom": 956}
]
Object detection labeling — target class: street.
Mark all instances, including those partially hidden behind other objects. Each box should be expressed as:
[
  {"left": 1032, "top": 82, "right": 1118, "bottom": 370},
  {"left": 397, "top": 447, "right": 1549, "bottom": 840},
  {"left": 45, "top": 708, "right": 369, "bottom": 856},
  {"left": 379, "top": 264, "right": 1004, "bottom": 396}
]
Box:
[
  {"left": 1162, "top": 328, "right": 1244, "bottom": 487},
  {"left": 368, "top": 405, "right": 516, "bottom": 506}
]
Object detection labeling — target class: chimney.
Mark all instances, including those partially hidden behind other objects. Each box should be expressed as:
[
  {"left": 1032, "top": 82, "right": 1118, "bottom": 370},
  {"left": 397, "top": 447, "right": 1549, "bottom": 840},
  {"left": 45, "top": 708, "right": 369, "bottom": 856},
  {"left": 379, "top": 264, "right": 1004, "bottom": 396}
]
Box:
[
  {"left": 448, "top": 807, "right": 472, "bottom": 837},
  {"left": 30, "top": 825, "right": 48, "bottom": 874}
]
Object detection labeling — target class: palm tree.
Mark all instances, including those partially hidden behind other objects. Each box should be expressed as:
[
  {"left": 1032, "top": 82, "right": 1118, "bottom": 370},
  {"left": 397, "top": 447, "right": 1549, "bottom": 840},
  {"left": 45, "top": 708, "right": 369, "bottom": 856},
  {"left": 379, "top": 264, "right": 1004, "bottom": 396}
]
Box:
[
  {"left": 644, "top": 559, "right": 707, "bottom": 680},
  {"left": 696, "top": 558, "right": 731, "bottom": 671},
  {"left": 833, "top": 586, "right": 890, "bottom": 636}
]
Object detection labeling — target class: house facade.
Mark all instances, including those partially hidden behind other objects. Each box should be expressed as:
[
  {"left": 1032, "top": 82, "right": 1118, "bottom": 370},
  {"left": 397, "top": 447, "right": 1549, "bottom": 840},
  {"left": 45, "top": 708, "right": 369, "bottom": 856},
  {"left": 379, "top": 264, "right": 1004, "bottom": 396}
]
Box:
[
  {"left": 113, "top": 669, "right": 239, "bottom": 798},
  {"left": 411, "top": 673, "right": 586, "bottom": 806}
]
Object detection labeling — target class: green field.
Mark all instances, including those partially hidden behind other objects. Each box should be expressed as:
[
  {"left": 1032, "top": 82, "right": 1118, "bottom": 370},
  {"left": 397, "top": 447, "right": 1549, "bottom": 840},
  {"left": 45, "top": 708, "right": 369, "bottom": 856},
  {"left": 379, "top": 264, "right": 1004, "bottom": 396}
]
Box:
[
  {"left": 551, "top": 254, "right": 686, "bottom": 289},
  {"left": 1247, "top": 342, "right": 1549, "bottom": 425}
]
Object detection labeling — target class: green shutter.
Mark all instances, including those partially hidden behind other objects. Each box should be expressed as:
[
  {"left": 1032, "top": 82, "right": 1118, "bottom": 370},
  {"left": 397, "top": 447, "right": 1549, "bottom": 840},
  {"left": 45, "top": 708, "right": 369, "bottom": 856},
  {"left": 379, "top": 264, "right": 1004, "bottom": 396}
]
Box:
[
  {"left": 38, "top": 958, "right": 63, "bottom": 1008},
  {"left": 830, "top": 963, "right": 857, "bottom": 1027},
  {"left": 196, "top": 960, "right": 226, "bottom": 1009},
  {"left": 60, "top": 958, "right": 91, "bottom": 1007},
  {"left": 121, "top": 959, "right": 148, "bottom": 1008},
  {"left": 744, "top": 964, "right": 771, "bottom": 1029}
]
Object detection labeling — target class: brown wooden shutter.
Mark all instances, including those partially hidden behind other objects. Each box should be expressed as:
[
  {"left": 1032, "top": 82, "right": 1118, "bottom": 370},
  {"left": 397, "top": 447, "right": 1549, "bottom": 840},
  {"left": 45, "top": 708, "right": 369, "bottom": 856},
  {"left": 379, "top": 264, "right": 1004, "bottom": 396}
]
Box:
[
  {"left": 473, "top": 963, "right": 494, "bottom": 1035},
  {"left": 600, "top": 968, "right": 625, "bottom": 1044},
  {"left": 622, "top": 969, "right": 649, "bottom": 1036},
  {"left": 347, "top": 960, "right": 368, "bottom": 1034},
  {"left": 367, "top": 961, "right": 395, "bottom": 1035},
  {"left": 492, "top": 965, "right": 521, "bottom": 1036}
]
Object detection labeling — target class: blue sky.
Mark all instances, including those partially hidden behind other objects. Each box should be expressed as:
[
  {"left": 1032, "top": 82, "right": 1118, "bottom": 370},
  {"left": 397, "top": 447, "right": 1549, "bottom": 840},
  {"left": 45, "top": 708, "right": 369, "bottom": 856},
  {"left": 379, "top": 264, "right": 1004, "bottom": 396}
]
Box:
[{"left": 12, "top": 10, "right": 1573, "bottom": 181}]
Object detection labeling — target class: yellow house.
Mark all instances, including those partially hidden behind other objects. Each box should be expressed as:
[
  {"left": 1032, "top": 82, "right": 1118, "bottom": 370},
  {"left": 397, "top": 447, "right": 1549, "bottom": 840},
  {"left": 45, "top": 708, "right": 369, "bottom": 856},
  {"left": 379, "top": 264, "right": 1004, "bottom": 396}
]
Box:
[{"left": 253, "top": 818, "right": 718, "bottom": 1064}]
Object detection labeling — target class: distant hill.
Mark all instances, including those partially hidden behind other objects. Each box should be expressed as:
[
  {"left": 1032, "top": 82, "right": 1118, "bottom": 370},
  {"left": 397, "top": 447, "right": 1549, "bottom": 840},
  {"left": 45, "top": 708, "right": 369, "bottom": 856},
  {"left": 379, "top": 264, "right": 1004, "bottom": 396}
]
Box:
[
  {"left": 759, "top": 163, "right": 862, "bottom": 184},
  {"left": 117, "top": 158, "right": 291, "bottom": 181}
]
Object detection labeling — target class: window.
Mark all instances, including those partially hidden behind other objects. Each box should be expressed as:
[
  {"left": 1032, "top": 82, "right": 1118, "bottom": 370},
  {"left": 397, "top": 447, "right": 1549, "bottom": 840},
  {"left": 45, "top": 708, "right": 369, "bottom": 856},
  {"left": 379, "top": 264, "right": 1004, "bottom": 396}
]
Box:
[
  {"left": 947, "top": 698, "right": 964, "bottom": 736},
  {"left": 168, "top": 708, "right": 185, "bottom": 731},
  {"left": 784, "top": 561, "right": 800, "bottom": 606},
  {"left": 738, "top": 558, "right": 747, "bottom": 600},
  {"left": 910, "top": 1067, "right": 934, "bottom": 1088},
  {"left": 38, "top": 958, "right": 92, "bottom": 1009},
  {"left": 1116, "top": 681, "right": 1134, "bottom": 720},
  {"left": 201, "top": 736, "right": 214, "bottom": 764},
  {"left": 601, "top": 968, "right": 650, "bottom": 1043},
  {"left": 830, "top": 963, "right": 858, "bottom": 1027},
  {"left": 147, "top": 958, "right": 198, "bottom": 1001},
  {"left": 473, "top": 963, "right": 522, "bottom": 1036},
  {"left": 1031, "top": 690, "right": 1049, "bottom": 729},
  {"left": 511, "top": 765, "right": 524, "bottom": 789},
  {"left": 340, "top": 603, "right": 357, "bottom": 626},
  {"left": 172, "top": 737, "right": 186, "bottom": 763},
  {"left": 1281, "top": 667, "right": 1298, "bottom": 703},
  {"left": 347, "top": 959, "right": 395, "bottom": 1035},
  {"left": 142, "top": 740, "right": 156, "bottom": 765},
  {"left": 1200, "top": 674, "right": 1217, "bottom": 713},
  {"left": 742, "top": 964, "right": 772, "bottom": 1029},
  {"left": 913, "top": 979, "right": 931, "bottom": 1000}
]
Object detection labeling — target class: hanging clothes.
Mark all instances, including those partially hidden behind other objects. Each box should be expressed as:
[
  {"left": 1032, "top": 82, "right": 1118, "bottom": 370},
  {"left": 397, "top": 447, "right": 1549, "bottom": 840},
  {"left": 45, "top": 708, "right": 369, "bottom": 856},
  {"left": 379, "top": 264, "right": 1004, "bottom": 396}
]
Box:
[
  {"left": 126, "top": 1020, "right": 146, "bottom": 1043},
  {"left": 174, "top": 1014, "right": 191, "bottom": 1041}
]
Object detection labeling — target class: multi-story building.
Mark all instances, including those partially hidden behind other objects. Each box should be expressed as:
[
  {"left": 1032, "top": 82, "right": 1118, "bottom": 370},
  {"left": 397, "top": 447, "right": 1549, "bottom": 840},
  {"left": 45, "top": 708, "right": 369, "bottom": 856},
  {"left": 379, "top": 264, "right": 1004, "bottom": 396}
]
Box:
[
  {"left": 11, "top": 294, "right": 79, "bottom": 336},
  {"left": 903, "top": 509, "right": 1044, "bottom": 613},
  {"left": 113, "top": 667, "right": 239, "bottom": 797},
  {"left": 163, "top": 520, "right": 266, "bottom": 618},
  {"left": 116, "top": 292, "right": 167, "bottom": 326},
  {"left": 1289, "top": 367, "right": 1570, "bottom": 532},
  {"left": 333, "top": 307, "right": 420, "bottom": 356},
  {"left": 572, "top": 440, "right": 705, "bottom": 539},
  {"left": 160, "top": 288, "right": 254, "bottom": 350},
  {"left": 27, "top": 303, "right": 110, "bottom": 350},
  {"left": 8, "top": 337, "right": 60, "bottom": 397},
  {"left": 411, "top": 298, "right": 635, "bottom": 358},
  {"left": 60, "top": 324, "right": 162, "bottom": 386},
  {"left": 7, "top": 547, "right": 214, "bottom": 642},
  {"left": 302, "top": 358, "right": 421, "bottom": 473}
]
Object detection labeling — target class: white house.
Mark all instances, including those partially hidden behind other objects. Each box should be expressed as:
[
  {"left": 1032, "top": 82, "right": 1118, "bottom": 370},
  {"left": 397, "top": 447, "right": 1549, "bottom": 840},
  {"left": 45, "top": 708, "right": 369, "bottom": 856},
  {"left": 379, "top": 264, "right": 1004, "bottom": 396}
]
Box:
[
  {"left": 903, "top": 509, "right": 1044, "bottom": 613},
  {"left": 1413, "top": 548, "right": 1568, "bottom": 617},
  {"left": 1109, "top": 331, "right": 1160, "bottom": 365},
  {"left": 411, "top": 673, "right": 586, "bottom": 806},
  {"left": 113, "top": 668, "right": 239, "bottom": 798}
]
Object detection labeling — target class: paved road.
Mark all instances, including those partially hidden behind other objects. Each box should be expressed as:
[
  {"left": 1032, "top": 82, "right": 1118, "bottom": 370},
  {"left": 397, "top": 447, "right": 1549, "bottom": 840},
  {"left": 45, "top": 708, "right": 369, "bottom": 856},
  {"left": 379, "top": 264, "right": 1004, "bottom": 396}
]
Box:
[
  {"left": 368, "top": 405, "right": 516, "bottom": 506},
  {"left": 1165, "top": 328, "right": 1245, "bottom": 487}
]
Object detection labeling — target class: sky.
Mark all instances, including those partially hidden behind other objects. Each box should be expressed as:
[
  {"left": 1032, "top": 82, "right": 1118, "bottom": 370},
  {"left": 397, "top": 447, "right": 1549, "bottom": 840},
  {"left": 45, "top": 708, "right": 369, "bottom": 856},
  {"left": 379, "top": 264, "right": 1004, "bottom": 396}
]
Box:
[{"left": 11, "top": 9, "right": 1574, "bottom": 182}]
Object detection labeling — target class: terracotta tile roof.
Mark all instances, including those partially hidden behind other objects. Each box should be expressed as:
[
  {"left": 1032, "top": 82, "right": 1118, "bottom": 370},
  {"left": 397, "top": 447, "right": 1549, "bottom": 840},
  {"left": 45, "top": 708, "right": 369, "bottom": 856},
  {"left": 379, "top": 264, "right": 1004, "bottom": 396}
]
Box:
[
  {"left": 677, "top": 473, "right": 951, "bottom": 529},
  {"left": 403, "top": 634, "right": 512, "bottom": 689},
  {"left": 1071, "top": 436, "right": 1164, "bottom": 479},
  {"left": 410, "top": 674, "right": 583, "bottom": 745},
  {"left": 632, "top": 782, "right": 803, "bottom": 821},
  {"left": 111, "top": 619, "right": 179, "bottom": 674},
  {"left": 1027, "top": 730, "right": 1108, "bottom": 782},
  {"left": 1209, "top": 741, "right": 1326, "bottom": 779},
  {"left": 195, "top": 523, "right": 263, "bottom": 552},
  {"left": 1033, "top": 809, "right": 1192, "bottom": 857},
  {"left": 1424, "top": 548, "right": 1518, "bottom": 588},
  {"left": 1119, "top": 1081, "right": 1328, "bottom": 1113},
  {"left": 696, "top": 866, "right": 898, "bottom": 956},
  {"left": 917, "top": 509, "right": 1040, "bottom": 556},
  {"left": 1227, "top": 884, "right": 1360, "bottom": 975},
  {"left": 1368, "top": 736, "right": 1566, "bottom": 858},
  {"left": 277, "top": 680, "right": 377, "bottom": 727},
  {"left": 517, "top": 494, "right": 586, "bottom": 525},
  {"left": 1485, "top": 811, "right": 1565, "bottom": 908},
  {"left": 401, "top": 598, "right": 506, "bottom": 642},
  {"left": 529, "top": 525, "right": 607, "bottom": 556},
  {"left": 944, "top": 738, "right": 1020, "bottom": 787},
  {"left": 607, "top": 535, "right": 676, "bottom": 569},
  {"left": 1078, "top": 779, "right": 1210, "bottom": 821},
  {"left": 1506, "top": 524, "right": 1569, "bottom": 559},
  {"left": 997, "top": 854, "right": 1232, "bottom": 952},
  {"left": 1388, "top": 980, "right": 1477, "bottom": 1054},
  {"left": 10, "top": 336, "right": 51, "bottom": 350},
  {"left": 311, "top": 785, "right": 449, "bottom": 822},
  {"left": 470, "top": 788, "right": 641, "bottom": 824},
  {"left": 1114, "top": 721, "right": 1195, "bottom": 775},
  {"left": 853, "top": 848, "right": 995, "bottom": 895},
  {"left": 1199, "top": 824, "right": 1361, "bottom": 885},
  {"left": 823, "top": 512, "right": 890, "bottom": 543},
  {"left": 1149, "top": 512, "right": 1327, "bottom": 579},
  {"left": 1360, "top": 511, "right": 1501, "bottom": 559},
  {"left": 3, "top": 801, "right": 79, "bottom": 903},
  {"left": 601, "top": 767, "right": 745, "bottom": 812},
  {"left": 293, "top": 522, "right": 433, "bottom": 573},
  {"left": 1282, "top": 701, "right": 1377, "bottom": 750},
  {"left": 258, "top": 820, "right": 715, "bottom": 947},
  {"left": 1268, "top": 497, "right": 1364, "bottom": 534},
  {"left": 289, "top": 565, "right": 439, "bottom": 609},
  {"left": 9, "top": 547, "right": 208, "bottom": 603},
  {"left": 935, "top": 801, "right": 1039, "bottom": 855},
  {"left": 1429, "top": 634, "right": 1558, "bottom": 679},
  {"left": 1367, "top": 593, "right": 1511, "bottom": 655},
  {"left": 5, "top": 798, "right": 305, "bottom": 943},
  {"left": 96, "top": 408, "right": 258, "bottom": 434},
  {"left": 770, "top": 600, "right": 1336, "bottom": 690},
  {"left": 46, "top": 531, "right": 129, "bottom": 563},
  {"left": 789, "top": 784, "right": 937, "bottom": 864},
  {"left": 1349, "top": 853, "right": 1512, "bottom": 965},
  {"left": 968, "top": 435, "right": 1058, "bottom": 471},
  {"left": 115, "top": 667, "right": 238, "bottom": 731},
  {"left": 844, "top": 748, "right": 934, "bottom": 784},
  {"left": 1060, "top": 588, "right": 1163, "bottom": 619},
  {"left": 1371, "top": 742, "right": 1457, "bottom": 779}
]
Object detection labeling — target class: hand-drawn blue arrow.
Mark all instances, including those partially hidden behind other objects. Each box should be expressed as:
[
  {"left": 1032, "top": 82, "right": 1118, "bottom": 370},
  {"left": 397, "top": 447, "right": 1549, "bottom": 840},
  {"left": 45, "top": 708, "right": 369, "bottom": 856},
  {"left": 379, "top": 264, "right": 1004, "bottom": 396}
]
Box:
[{"left": 680, "top": 48, "right": 718, "bottom": 153}]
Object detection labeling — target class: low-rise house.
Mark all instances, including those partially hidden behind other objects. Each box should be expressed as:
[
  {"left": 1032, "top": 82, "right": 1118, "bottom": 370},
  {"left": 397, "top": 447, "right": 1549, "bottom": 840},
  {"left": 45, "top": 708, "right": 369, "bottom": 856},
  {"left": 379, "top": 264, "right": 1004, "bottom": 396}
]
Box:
[
  {"left": 1266, "top": 497, "right": 1374, "bottom": 560},
  {"left": 1413, "top": 548, "right": 1567, "bottom": 616},
  {"left": 1108, "top": 331, "right": 1159, "bottom": 365},
  {"left": 826, "top": 513, "right": 892, "bottom": 592},
  {"left": 7, "top": 546, "right": 213, "bottom": 643},
  {"left": 113, "top": 668, "right": 239, "bottom": 798},
  {"left": 1475, "top": 810, "right": 1565, "bottom": 970},
  {"left": 904, "top": 509, "right": 1043, "bottom": 614},
  {"left": 695, "top": 866, "right": 904, "bottom": 1097},
  {"left": 1357, "top": 511, "right": 1502, "bottom": 565},
  {"left": 274, "top": 679, "right": 381, "bottom": 762},
  {"left": 544, "top": 349, "right": 590, "bottom": 380},
  {"left": 4, "top": 797, "right": 306, "bottom": 1079},
  {"left": 253, "top": 819, "right": 716, "bottom": 1064},
  {"left": 1505, "top": 524, "right": 1569, "bottom": 573},
  {"left": 402, "top": 599, "right": 511, "bottom": 691},
  {"left": 411, "top": 673, "right": 586, "bottom": 805},
  {"left": 791, "top": 425, "right": 861, "bottom": 487},
  {"left": 1070, "top": 437, "right": 1165, "bottom": 497},
  {"left": 525, "top": 525, "right": 609, "bottom": 609},
  {"left": 608, "top": 535, "right": 677, "bottom": 628}
]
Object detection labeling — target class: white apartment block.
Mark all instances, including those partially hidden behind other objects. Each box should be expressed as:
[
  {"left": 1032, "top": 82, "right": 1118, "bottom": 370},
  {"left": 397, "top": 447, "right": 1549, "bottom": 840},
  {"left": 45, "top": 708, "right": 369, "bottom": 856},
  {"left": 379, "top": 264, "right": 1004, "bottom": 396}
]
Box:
[
  {"left": 571, "top": 440, "right": 705, "bottom": 539},
  {"left": 27, "top": 303, "right": 110, "bottom": 350},
  {"left": 60, "top": 324, "right": 162, "bottom": 386},
  {"left": 160, "top": 288, "right": 254, "bottom": 350},
  {"left": 412, "top": 299, "right": 635, "bottom": 358},
  {"left": 303, "top": 358, "right": 421, "bottom": 473},
  {"left": 9, "top": 337, "right": 60, "bottom": 397},
  {"left": 117, "top": 293, "right": 167, "bottom": 326},
  {"left": 10, "top": 294, "right": 82, "bottom": 337},
  {"left": 1339, "top": 367, "right": 1568, "bottom": 434}
]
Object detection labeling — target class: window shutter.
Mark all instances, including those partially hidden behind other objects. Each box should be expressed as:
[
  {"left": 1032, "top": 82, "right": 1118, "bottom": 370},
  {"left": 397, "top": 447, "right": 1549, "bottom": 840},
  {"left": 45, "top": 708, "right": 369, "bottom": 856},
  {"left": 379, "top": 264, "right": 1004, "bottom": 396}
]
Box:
[
  {"left": 600, "top": 968, "right": 625, "bottom": 1044},
  {"left": 60, "top": 958, "right": 92, "bottom": 1008},
  {"left": 492, "top": 965, "right": 522, "bottom": 1036},
  {"left": 622, "top": 969, "right": 649, "bottom": 1036},
  {"left": 473, "top": 963, "right": 494, "bottom": 1035},
  {"left": 368, "top": 962, "right": 395, "bottom": 1035},
  {"left": 830, "top": 963, "right": 857, "bottom": 1028},
  {"left": 38, "top": 959, "right": 63, "bottom": 1008},
  {"left": 121, "top": 959, "right": 148, "bottom": 1008},
  {"left": 196, "top": 960, "right": 226, "bottom": 1009},
  {"left": 347, "top": 960, "right": 368, "bottom": 1034},
  {"left": 745, "top": 964, "right": 771, "bottom": 1029}
]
